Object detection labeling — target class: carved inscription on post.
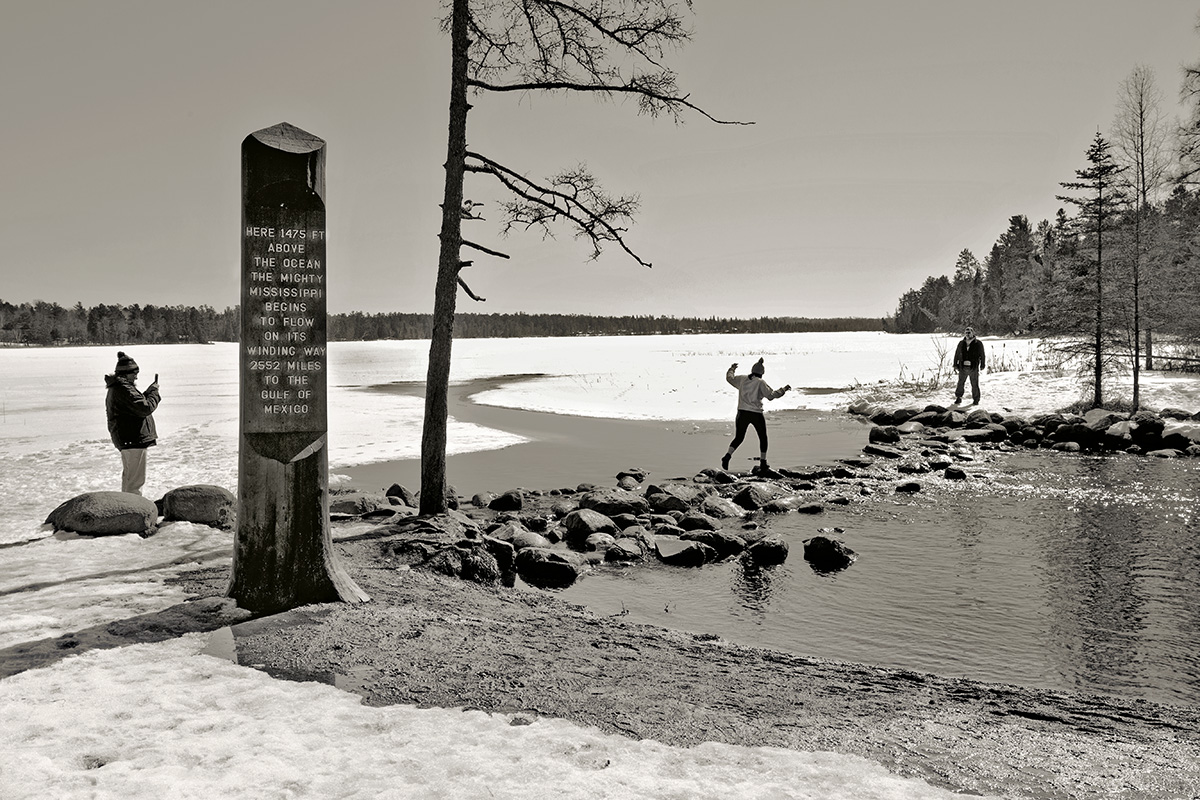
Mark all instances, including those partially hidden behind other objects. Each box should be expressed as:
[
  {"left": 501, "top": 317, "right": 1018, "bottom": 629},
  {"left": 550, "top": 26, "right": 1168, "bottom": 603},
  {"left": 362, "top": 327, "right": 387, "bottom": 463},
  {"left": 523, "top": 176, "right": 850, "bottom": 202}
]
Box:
[
  {"left": 242, "top": 222, "right": 327, "bottom": 428},
  {"left": 239, "top": 122, "right": 328, "bottom": 464}
]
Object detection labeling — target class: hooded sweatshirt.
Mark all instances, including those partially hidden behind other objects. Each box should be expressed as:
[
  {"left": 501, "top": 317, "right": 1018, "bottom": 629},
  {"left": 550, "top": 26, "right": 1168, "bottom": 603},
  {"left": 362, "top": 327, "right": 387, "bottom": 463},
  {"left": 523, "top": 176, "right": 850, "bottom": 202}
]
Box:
[{"left": 726, "top": 366, "right": 786, "bottom": 413}]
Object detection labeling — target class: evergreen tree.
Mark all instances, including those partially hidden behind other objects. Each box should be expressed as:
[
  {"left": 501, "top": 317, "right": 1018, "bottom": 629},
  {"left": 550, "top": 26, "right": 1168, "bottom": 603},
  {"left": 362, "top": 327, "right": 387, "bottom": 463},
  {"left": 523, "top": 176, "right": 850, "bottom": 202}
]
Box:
[{"left": 1056, "top": 133, "right": 1129, "bottom": 407}]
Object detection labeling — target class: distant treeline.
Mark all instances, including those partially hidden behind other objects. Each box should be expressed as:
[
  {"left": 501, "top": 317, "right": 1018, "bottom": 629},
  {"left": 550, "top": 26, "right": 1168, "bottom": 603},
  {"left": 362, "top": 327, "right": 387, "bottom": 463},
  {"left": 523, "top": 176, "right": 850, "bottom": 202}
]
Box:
[
  {"left": 0, "top": 301, "right": 237, "bottom": 345},
  {"left": 328, "top": 312, "right": 883, "bottom": 340},
  {"left": 0, "top": 300, "right": 882, "bottom": 345},
  {"left": 885, "top": 187, "right": 1200, "bottom": 344}
]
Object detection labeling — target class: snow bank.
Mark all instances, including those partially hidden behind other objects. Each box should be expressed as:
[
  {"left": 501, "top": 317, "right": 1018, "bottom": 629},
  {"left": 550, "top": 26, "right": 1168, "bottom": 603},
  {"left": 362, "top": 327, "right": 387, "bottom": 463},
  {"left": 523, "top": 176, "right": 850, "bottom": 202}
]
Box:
[{"left": 0, "top": 635, "right": 972, "bottom": 800}]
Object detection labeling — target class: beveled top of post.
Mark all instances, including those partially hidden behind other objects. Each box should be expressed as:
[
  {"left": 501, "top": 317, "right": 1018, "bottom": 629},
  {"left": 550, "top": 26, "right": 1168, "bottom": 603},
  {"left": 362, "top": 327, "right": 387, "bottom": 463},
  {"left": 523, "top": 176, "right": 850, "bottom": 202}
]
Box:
[{"left": 248, "top": 122, "right": 324, "bottom": 154}]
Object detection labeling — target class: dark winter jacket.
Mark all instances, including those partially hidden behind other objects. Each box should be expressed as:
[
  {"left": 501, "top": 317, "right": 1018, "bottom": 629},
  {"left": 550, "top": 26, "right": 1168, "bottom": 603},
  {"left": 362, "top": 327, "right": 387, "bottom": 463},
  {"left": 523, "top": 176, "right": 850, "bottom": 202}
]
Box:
[
  {"left": 105, "top": 374, "right": 160, "bottom": 450},
  {"left": 953, "top": 338, "right": 986, "bottom": 372}
]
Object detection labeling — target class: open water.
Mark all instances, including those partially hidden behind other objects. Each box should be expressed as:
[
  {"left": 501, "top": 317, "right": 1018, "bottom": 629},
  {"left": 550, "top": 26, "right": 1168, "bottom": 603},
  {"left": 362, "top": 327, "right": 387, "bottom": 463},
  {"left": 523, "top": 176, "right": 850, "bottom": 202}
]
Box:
[{"left": 562, "top": 450, "right": 1200, "bottom": 707}]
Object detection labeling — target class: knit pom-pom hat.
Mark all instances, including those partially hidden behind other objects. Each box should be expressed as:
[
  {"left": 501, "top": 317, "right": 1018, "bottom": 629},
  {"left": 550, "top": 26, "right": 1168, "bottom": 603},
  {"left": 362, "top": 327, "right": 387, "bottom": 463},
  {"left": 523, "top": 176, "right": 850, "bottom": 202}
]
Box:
[
  {"left": 751, "top": 358, "right": 765, "bottom": 376},
  {"left": 115, "top": 351, "right": 139, "bottom": 374}
]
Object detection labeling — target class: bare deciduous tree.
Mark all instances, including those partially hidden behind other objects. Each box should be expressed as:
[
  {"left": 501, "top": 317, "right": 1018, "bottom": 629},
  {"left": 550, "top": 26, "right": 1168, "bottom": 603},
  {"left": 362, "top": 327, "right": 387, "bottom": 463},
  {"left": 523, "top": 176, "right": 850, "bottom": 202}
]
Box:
[
  {"left": 420, "top": 0, "right": 747, "bottom": 515},
  {"left": 1111, "top": 64, "right": 1169, "bottom": 398}
]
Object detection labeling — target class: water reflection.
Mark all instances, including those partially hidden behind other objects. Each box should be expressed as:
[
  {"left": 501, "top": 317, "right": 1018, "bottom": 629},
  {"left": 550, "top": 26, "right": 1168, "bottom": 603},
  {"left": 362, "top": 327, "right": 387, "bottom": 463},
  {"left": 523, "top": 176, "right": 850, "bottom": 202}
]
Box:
[
  {"left": 560, "top": 451, "right": 1200, "bottom": 706},
  {"left": 729, "top": 560, "right": 778, "bottom": 615}
]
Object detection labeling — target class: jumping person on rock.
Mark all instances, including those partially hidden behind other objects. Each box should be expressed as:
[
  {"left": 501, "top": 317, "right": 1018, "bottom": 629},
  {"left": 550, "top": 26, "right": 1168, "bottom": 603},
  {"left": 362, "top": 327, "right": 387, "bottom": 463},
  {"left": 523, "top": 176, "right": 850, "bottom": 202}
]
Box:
[{"left": 722, "top": 358, "right": 790, "bottom": 474}]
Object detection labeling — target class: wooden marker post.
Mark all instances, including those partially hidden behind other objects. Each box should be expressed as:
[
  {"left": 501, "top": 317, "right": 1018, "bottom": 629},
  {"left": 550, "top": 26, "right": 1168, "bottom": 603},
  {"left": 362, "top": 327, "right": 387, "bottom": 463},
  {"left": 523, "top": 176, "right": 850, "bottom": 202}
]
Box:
[{"left": 228, "top": 122, "right": 368, "bottom": 613}]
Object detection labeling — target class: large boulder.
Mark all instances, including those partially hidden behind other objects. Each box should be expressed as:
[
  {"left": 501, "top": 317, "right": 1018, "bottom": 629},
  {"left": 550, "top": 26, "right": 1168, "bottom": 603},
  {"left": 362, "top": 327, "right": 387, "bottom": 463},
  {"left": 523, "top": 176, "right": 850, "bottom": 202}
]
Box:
[
  {"left": 1161, "top": 421, "right": 1200, "bottom": 451},
  {"left": 385, "top": 483, "right": 419, "bottom": 507},
  {"left": 868, "top": 425, "right": 901, "bottom": 444},
  {"left": 645, "top": 483, "right": 708, "bottom": 513},
  {"left": 655, "top": 538, "right": 717, "bottom": 567},
  {"left": 46, "top": 491, "right": 159, "bottom": 536},
  {"left": 605, "top": 538, "right": 647, "bottom": 562},
  {"left": 745, "top": 536, "right": 789, "bottom": 566},
  {"left": 159, "top": 484, "right": 235, "bottom": 529},
  {"left": 561, "top": 508, "right": 619, "bottom": 549},
  {"left": 618, "top": 524, "right": 657, "bottom": 553},
  {"left": 1131, "top": 410, "right": 1166, "bottom": 440},
  {"left": 803, "top": 535, "right": 857, "bottom": 573},
  {"left": 732, "top": 484, "right": 779, "bottom": 511},
  {"left": 862, "top": 443, "right": 904, "bottom": 459},
  {"left": 578, "top": 488, "right": 651, "bottom": 517},
  {"left": 678, "top": 511, "right": 720, "bottom": 531},
  {"left": 696, "top": 468, "right": 738, "bottom": 485},
  {"left": 328, "top": 491, "right": 388, "bottom": 516},
  {"left": 1050, "top": 422, "right": 1097, "bottom": 450},
  {"left": 510, "top": 529, "right": 553, "bottom": 551},
  {"left": 515, "top": 548, "right": 583, "bottom": 589},
  {"left": 699, "top": 495, "right": 745, "bottom": 519},
  {"left": 488, "top": 489, "right": 525, "bottom": 512},
  {"left": 1084, "top": 409, "right": 1126, "bottom": 432},
  {"left": 422, "top": 539, "right": 505, "bottom": 586},
  {"left": 680, "top": 530, "right": 747, "bottom": 559}
]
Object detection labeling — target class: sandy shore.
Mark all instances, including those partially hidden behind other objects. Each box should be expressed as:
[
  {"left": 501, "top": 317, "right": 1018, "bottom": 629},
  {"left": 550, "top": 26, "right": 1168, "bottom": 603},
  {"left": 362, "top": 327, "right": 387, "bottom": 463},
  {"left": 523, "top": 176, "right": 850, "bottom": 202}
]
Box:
[
  {"left": 340, "top": 377, "right": 869, "bottom": 497},
  {"left": 174, "top": 531, "right": 1200, "bottom": 800}
]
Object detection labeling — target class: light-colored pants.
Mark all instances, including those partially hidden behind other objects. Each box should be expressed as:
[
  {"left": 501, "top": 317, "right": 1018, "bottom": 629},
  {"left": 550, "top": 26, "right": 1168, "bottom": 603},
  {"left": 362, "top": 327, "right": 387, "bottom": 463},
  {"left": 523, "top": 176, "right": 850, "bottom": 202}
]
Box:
[{"left": 120, "top": 448, "right": 147, "bottom": 495}]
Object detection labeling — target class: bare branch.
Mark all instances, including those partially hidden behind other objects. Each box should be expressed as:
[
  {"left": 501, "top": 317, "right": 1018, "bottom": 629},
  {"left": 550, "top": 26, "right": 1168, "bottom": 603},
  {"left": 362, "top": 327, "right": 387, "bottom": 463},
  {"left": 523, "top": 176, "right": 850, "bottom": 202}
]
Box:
[
  {"left": 463, "top": 239, "right": 512, "bottom": 259},
  {"left": 468, "top": 76, "right": 750, "bottom": 125},
  {"left": 457, "top": 275, "right": 487, "bottom": 302},
  {"left": 467, "top": 149, "right": 651, "bottom": 267}
]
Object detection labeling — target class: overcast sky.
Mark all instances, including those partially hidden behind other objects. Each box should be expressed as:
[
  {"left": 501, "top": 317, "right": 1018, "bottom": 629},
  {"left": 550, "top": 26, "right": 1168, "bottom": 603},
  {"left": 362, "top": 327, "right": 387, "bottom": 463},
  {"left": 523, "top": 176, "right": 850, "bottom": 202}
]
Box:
[{"left": 2, "top": 1, "right": 1197, "bottom": 319}]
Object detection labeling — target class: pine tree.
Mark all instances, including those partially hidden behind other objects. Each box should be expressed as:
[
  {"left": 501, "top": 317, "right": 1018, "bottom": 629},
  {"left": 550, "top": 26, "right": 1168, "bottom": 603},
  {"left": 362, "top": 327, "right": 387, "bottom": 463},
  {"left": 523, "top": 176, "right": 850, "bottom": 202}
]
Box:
[{"left": 1056, "top": 133, "right": 1128, "bottom": 408}]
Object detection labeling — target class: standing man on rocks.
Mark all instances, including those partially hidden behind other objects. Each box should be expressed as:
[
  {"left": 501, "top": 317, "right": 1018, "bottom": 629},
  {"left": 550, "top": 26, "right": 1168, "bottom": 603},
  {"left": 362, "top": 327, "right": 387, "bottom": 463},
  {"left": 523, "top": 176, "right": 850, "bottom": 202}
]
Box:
[
  {"left": 953, "top": 327, "right": 986, "bottom": 406},
  {"left": 105, "top": 351, "right": 161, "bottom": 495}
]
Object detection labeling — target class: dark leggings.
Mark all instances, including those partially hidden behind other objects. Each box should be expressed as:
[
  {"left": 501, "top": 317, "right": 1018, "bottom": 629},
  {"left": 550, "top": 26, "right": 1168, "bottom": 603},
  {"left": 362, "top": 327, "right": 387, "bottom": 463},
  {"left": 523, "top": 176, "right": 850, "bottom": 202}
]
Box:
[{"left": 730, "top": 410, "right": 768, "bottom": 452}]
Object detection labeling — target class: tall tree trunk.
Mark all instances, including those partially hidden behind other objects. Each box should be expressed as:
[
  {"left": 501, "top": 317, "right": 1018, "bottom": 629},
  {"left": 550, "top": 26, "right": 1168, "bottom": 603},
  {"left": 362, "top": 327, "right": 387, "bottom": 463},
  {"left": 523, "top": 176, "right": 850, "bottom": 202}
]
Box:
[
  {"left": 1132, "top": 207, "right": 1141, "bottom": 409},
  {"left": 1094, "top": 200, "right": 1103, "bottom": 409},
  {"left": 420, "top": 0, "right": 470, "bottom": 516}
]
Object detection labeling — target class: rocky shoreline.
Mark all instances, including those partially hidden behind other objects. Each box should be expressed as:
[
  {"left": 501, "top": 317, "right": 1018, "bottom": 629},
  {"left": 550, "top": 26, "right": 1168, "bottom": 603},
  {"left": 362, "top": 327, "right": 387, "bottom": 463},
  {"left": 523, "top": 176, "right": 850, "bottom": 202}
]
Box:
[{"left": 321, "top": 400, "right": 1200, "bottom": 595}]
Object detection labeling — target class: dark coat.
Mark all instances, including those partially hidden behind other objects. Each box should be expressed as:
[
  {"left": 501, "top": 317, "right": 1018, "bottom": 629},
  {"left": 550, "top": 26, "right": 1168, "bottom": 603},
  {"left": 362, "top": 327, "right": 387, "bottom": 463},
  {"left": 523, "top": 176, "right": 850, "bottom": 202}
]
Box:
[
  {"left": 105, "top": 374, "right": 160, "bottom": 450},
  {"left": 953, "top": 337, "right": 986, "bottom": 371}
]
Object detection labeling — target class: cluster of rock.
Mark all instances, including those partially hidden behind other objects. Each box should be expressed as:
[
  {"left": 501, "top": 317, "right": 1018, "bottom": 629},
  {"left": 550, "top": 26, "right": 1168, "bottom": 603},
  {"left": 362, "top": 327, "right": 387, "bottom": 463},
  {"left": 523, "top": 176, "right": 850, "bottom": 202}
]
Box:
[
  {"left": 359, "top": 468, "right": 861, "bottom": 590},
  {"left": 849, "top": 401, "right": 1200, "bottom": 458},
  {"left": 44, "top": 485, "right": 236, "bottom": 536}
]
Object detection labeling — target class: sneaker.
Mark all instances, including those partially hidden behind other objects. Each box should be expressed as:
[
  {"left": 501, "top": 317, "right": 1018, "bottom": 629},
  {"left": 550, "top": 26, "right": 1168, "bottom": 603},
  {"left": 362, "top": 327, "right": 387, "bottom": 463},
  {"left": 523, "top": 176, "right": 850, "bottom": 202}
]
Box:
[
  {"left": 953, "top": 397, "right": 962, "bottom": 406},
  {"left": 721, "top": 454, "right": 731, "bottom": 471}
]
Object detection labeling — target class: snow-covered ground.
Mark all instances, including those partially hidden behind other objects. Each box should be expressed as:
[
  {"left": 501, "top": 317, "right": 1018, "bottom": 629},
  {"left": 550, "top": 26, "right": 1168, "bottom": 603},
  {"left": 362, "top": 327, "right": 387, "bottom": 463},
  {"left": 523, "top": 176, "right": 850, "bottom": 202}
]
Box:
[
  {"left": 0, "top": 635, "right": 967, "bottom": 800},
  {"left": 3, "top": 333, "right": 1196, "bottom": 798}
]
